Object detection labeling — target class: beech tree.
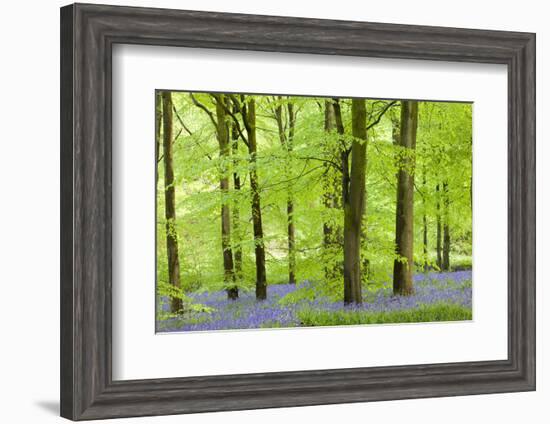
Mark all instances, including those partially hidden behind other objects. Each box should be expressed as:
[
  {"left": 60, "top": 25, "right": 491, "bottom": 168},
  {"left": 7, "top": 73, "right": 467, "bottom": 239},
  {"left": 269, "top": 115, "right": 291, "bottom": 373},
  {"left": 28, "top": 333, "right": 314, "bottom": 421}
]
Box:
[
  {"left": 436, "top": 183, "right": 443, "bottom": 269},
  {"left": 231, "top": 106, "right": 244, "bottom": 287},
  {"left": 322, "top": 99, "right": 343, "bottom": 282},
  {"left": 215, "top": 95, "right": 238, "bottom": 299},
  {"left": 193, "top": 94, "right": 269, "bottom": 300},
  {"left": 238, "top": 96, "right": 268, "bottom": 300},
  {"left": 442, "top": 181, "right": 451, "bottom": 271},
  {"left": 155, "top": 91, "right": 162, "bottom": 189},
  {"left": 272, "top": 96, "right": 297, "bottom": 284},
  {"left": 190, "top": 93, "right": 238, "bottom": 299},
  {"left": 421, "top": 168, "right": 429, "bottom": 270},
  {"left": 161, "top": 91, "right": 183, "bottom": 312},
  {"left": 341, "top": 99, "right": 367, "bottom": 304},
  {"left": 155, "top": 92, "right": 471, "bottom": 315},
  {"left": 393, "top": 100, "right": 418, "bottom": 296}
]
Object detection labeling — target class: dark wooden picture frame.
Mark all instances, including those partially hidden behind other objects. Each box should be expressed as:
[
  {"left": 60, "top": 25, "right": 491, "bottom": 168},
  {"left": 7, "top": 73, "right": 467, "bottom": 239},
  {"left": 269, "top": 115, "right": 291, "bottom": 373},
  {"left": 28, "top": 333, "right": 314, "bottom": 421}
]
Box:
[{"left": 60, "top": 3, "right": 536, "bottom": 420}]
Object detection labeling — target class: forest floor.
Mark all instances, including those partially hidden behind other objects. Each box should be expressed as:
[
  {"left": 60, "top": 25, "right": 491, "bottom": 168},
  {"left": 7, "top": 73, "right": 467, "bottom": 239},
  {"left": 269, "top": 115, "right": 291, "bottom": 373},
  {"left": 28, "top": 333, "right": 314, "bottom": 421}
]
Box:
[{"left": 157, "top": 271, "right": 472, "bottom": 332}]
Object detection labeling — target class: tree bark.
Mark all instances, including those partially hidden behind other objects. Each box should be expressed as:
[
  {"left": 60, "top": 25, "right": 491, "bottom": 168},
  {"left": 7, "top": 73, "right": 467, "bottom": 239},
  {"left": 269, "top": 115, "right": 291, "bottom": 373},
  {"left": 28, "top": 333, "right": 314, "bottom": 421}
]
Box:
[
  {"left": 423, "top": 213, "right": 428, "bottom": 270},
  {"left": 161, "top": 92, "right": 183, "bottom": 313},
  {"left": 231, "top": 108, "right": 243, "bottom": 286},
  {"left": 342, "top": 99, "right": 367, "bottom": 305},
  {"left": 286, "top": 101, "right": 297, "bottom": 284},
  {"left": 214, "top": 95, "right": 238, "bottom": 300},
  {"left": 274, "top": 97, "right": 296, "bottom": 284},
  {"left": 436, "top": 183, "right": 442, "bottom": 269},
  {"left": 323, "top": 100, "right": 344, "bottom": 282},
  {"left": 243, "top": 97, "right": 267, "bottom": 300},
  {"left": 422, "top": 168, "right": 428, "bottom": 271},
  {"left": 155, "top": 91, "right": 162, "bottom": 189},
  {"left": 443, "top": 224, "right": 451, "bottom": 271},
  {"left": 393, "top": 100, "right": 418, "bottom": 296},
  {"left": 442, "top": 182, "right": 451, "bottom": 271}
]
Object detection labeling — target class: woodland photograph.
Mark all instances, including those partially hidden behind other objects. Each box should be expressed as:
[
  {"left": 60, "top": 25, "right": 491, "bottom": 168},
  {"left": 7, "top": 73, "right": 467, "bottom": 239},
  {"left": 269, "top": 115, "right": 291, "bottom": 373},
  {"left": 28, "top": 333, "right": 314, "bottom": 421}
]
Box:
[{"left": 155, "top": 91, "right": 473, "bottom": 332}]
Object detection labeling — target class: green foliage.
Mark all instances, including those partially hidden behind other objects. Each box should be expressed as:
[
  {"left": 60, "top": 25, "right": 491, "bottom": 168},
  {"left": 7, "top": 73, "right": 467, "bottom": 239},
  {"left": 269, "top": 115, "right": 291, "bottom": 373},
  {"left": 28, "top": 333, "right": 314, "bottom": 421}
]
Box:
[
  {"left": 156, "top": 281, "right": 214, "bottom": 321},
  {"left": 157, "top": 93, "right": 472, "bottom": 301},
  {"left": 297, "top": 303, "right": 472, "bottom": 327},
  {"left": 278, "top": 283, "right": 323, "bottom": 306}
]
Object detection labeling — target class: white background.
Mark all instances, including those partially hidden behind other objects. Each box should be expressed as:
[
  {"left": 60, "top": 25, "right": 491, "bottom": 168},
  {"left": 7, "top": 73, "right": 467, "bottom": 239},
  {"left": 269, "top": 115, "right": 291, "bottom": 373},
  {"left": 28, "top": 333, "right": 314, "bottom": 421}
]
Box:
[
  {"left": 0, "top": 0, "right": 546, "bottom": 423},
  {"left": 113, "top": 45, "right": 508, "bottom": 380}
]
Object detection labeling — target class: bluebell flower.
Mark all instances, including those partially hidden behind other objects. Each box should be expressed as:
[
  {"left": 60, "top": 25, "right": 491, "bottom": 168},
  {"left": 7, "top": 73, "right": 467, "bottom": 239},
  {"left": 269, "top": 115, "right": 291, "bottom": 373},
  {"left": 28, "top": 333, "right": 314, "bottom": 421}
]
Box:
[{"left": 158, "top": 271, "right": 472, "bottom": 332}]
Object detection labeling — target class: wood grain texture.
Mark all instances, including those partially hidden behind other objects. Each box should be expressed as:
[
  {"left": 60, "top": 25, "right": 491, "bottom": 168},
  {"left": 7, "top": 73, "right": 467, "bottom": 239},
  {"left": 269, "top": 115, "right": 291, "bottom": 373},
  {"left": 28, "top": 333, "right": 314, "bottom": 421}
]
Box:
[
  {"left": 60, "top": 3, "right": 536, "bottom": 420},
  {"left": 60, "top": 4, "right": 75, "bottom": 419}
]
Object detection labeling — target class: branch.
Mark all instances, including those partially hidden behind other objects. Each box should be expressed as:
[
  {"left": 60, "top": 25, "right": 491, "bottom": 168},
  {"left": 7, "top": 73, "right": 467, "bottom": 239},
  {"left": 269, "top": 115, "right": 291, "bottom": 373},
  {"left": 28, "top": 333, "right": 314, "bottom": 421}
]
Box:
[
  {"left": 216, "top": 97, "right": 250, "bottom": 148},
  {"left": 260, "top": 163, "right": 325, "bottom": 191},
  {"left": 172, "top": 105, "right": 213, "bottom": 161},
  {"left": 157, "top": 127, "right": 183, "bottom": 163},
  {"left": 296, "top": 155, "right": 342, "bottom": 171},
  {"left": 226, "top": 94, "right": 254, "bottom": 148},
  {"left": 172, "top": 105, "right": 193, "bottom": 136},
  {"left": 367, "top": 100, "right": 397, "bottom": 130},
  {"left": 239, "top": 97, "right": 252, "bottom": 135},
  {"left": 189, "top": 93, "right": 217, "bottom": 128},
  {"left": 414, "top": 181, "right": 425, "bottom": 198}
]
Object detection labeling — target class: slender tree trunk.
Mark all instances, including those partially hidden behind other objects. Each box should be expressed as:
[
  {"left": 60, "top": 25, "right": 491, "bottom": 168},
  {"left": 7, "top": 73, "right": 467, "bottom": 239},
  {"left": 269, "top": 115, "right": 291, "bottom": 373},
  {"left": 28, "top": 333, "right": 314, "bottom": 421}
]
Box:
[
  {"left": 161, "top": 92, "right": 183, "bottom": 313},
  {"left": 391, "top": 114, "right": 400, "bottom": 145},
  {"left": 243, "top": 97, "right": 267, "bottom": 300},
  {"left": 470, "top": 165, "right": 473, "bottom": 210},
  {"left": 443, "top": 224, "right": 451, "bottom": 271},
  {"left": 155, "top": 91, "right": 162, "bottom": 189},
  {"left": 436, "top": 183, "right": 442, "bottom": 270},
  {"left": 361, "top": 225, "right": 371, "bottom": 284},
  {"left": 393, "top": 100, "right": 418, "bottom": 296},
  {"left": 286, "top": 199, "right": 296, "bottom": 284},
  {"left": 215, "top": 95, "right": 238, "bottom": 300},
  {"left": 231, "top": 110, "right": 243, "bottom": 286},
  {"left": 442, "top": 182, "right": 451, "bottom": 271},
  {"left": 470, "top": 137, "right": 473, "bottom": 210},
  {"left": 323, "top": 100, "right": 344, "bottom": 282},
  {"left": 274, "top": 97, "right": 296, "bottom": 284},
  {"left": 286, "top": 101, "right": 297, "bottom": 284},
  {"left": 423, "top": 214, "right": 428, "bottom": 270},
  {"left": 342, "top": 99, "right": 367, "bottom": 305},
  {"left": 422, "top": 168, "right": 428, "bottom": 271}
]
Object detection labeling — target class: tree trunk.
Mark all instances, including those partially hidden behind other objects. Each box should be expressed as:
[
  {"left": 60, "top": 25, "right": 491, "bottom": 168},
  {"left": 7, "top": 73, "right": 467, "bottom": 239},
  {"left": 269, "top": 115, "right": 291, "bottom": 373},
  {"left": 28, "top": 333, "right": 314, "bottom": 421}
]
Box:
[
  {"left": 470, "top": 137, "right": 473, "bottom": 210},
  {"left": 274, "top": 97, "right": 296, "bottom": 284},
  {"left": 361, "top": 221, "right": 371, "bottom": 283},
  {"left": 342, "top": 99, "right": 367, "bottom": 305},
  {"left": 243, "top": 97, "right": 267, "bottom": 300},
  {"left": 422, "top": 168, "right": 428, "bottom": 271},
  {"left": 442, "top": 182, "right": 451, "bottom": 271},
  {"left": 215, "top": 95, "right": 238, "bottom": 300},
  {"left": 286, "top": 101, "right": 297, "bottom": 284},
  {"left": 323, "top": 100, "right": 344, "bottom": 282},
  {"left": 436, "top": 183, "right": 442, "bottom": 269},
  {"left": 155, "top": 91, "right": 162, "bottom": 189},
  {"left": 231, "top": 109, "right": 243, "bottom": 286},
  {"left": 161, "top": 92, "right": 183, "bottom": 313},
  {"left": 393, "top": 100, "right": 418, "bottom": 296},
  {"left": 286, "top": 199, "right": 296, "bottom": 284},
  {"left": 443, "top": 223, "right": 451, "bottom": 271},
  {"left": 423, "top": 213, "right": 428, "bottom": 271}
]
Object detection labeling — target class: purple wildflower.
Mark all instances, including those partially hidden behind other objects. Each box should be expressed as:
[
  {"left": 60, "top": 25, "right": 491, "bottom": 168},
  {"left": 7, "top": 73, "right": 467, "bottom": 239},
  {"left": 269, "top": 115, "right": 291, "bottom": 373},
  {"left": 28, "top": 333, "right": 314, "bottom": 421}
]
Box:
[{"left": 158, "top": 271, "right": 472, "bottom": 332}]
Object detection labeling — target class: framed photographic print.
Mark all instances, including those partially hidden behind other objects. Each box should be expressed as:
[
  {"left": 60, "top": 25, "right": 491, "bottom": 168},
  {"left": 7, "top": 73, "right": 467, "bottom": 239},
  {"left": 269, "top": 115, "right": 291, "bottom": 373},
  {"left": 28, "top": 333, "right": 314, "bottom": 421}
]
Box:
[{"left": 60, "top": 3, "right": 536, "bottom": 420}]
